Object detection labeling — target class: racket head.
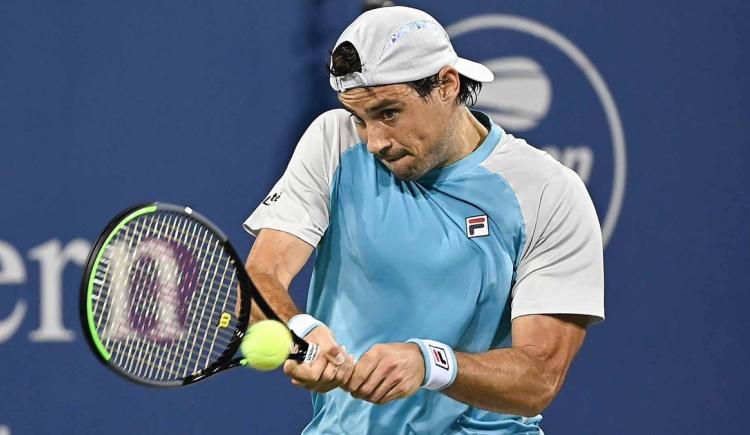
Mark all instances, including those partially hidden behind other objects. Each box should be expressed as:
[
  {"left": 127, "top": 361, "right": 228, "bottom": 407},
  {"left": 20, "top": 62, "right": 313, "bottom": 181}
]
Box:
[{"left": 80, "top": 202, "right": 251, "bottom": 387}]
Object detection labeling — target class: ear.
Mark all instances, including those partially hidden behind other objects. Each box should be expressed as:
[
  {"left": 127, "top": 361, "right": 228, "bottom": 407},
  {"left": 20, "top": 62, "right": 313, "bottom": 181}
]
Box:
[{"left": 437, "top": 66, "right": 461, "bottom": 103}]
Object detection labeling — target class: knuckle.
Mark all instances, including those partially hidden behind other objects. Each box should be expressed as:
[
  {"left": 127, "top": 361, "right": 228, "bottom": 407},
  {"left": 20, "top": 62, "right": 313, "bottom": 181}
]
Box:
[
  {"left": 351, "top": 370, "right": 365, "bottom": 383},
  {"left": 293, "top": 375, "right": 311, "bottom": 384},
  {"left": 343, "top": 370, "right": 353, "bottom": 384},
  {"left": 306, "top": 370, "right": 321, "bottom": 382},
  {"left": 384, "top": 361, "right": 398, "bottom": 373},
  {"left": 291, "top": 366, "right": 309, "bottom": 378},
  {"left": 283, "top": 361, "right": 296, "bottom": 374},
  {"left": 287, "top": 369, "right": 304, "bottom": 381},
  {"left": 312, "top": 359, "right": 328, "bottom": 371}
]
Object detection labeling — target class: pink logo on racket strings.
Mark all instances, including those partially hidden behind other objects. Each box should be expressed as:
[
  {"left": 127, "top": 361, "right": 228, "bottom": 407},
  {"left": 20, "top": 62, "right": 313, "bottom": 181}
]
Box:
[{"left": 104, "top": 238, "right": 199, "bottom": 343}]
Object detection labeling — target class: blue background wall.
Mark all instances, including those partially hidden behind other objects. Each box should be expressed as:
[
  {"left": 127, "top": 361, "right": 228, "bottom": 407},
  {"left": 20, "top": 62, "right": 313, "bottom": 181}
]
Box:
[{"left": 1, "top": 1, "right": 748, "bottom": 434}]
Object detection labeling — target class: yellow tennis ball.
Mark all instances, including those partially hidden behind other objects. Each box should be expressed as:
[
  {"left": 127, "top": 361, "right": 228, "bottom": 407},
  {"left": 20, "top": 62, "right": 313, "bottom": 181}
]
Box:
[{"left": 241, "top": 320, "right": 293, "bottom": 371}]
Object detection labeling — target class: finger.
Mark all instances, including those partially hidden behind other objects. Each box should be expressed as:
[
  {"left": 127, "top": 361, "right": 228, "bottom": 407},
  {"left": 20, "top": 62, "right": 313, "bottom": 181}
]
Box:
[
  {"left": 350, "top": 357, "right": 388, "bottom": 399},
  {"left": 369, "top": 376, "right": 401, "bottom": 403},
  {"left": 292, "top": 378, "right": 323, "bottom": 392},
  {"left": 283, "top": 359, "right": 301, "bottom": 378},
  {"left": 309, "top": 382, "right": 337, "bottom": 393},
  {"left": 288, "top": 366, "right": 315, "bottom": 391},
  {"left": 287, "top": 369, "right": 316, "bottom": 385},
  {"left": 345, "top": 355, "right": 378, "bottom": 393},
  {"left": 334, "top": 352, "right": 355, "bottom": 387},
  {"left": 307, "top": 361, "right": 340, "bottom": 392},
  {"left": 308, "top": 378, "right": 340, "bottom": 393},
  {"left": 312, "top": 351, "right": 355, "bottom": 393},
  {"left": 353, "top": 362, "right": 390, "bottom": 400},
  {"left": 285, "top": 356, "right": 325, "bottom": 383},
  {"left": 323, "top": 344, "right": 346, "bottom": 366},
  {"left": 376, "top": 384, "right": 408, "bottom": 404},
  {"left": 321, "top": 359, "right": 340, "bottom": 383},
  {"left": 301, "top": 348, "right": 331, "bottom": 382}
]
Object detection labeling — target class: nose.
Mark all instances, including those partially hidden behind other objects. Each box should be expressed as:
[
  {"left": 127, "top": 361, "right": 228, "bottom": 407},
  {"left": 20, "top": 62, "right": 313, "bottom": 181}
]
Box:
[{"left": 366, "top": 129, "right": 391, "bottom": 157}]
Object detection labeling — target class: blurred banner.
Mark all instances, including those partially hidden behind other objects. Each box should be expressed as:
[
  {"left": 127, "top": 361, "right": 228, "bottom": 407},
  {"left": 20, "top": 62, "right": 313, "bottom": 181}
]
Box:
[{"left": 1, "top": 1, "right": 748, "bottom": 434}]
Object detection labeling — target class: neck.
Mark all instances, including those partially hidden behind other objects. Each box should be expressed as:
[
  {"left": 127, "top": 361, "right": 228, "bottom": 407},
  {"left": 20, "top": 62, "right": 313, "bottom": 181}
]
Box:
[{"left": 439, "top": 107, "right": 490, "bottom": 167}]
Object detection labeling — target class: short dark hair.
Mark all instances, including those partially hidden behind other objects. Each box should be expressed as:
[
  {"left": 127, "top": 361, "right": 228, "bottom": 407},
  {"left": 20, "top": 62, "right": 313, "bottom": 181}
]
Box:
[{"left": 328, "top": 41, "right": 482, "bottom": 107}]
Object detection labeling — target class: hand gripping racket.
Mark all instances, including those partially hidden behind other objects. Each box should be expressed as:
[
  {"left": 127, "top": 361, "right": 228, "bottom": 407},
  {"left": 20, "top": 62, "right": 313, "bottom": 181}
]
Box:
[{"left": 80, "top": 202, "right": 317, "bottom": 387}]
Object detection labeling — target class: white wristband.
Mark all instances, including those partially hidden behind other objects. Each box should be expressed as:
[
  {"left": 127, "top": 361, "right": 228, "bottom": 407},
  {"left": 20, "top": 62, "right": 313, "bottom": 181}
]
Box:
[
  {"left": 406, "top": 338, "right": 458, "bottom": 391},
  {"left": 287, "top": 314, "right": 323, "bottom": 338}
]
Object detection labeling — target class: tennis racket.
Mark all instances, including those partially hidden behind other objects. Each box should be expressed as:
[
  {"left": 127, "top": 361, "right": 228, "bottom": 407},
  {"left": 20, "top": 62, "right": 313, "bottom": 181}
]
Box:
[{"left": 80, "top": 202, "right": 317, "bottom": 387}]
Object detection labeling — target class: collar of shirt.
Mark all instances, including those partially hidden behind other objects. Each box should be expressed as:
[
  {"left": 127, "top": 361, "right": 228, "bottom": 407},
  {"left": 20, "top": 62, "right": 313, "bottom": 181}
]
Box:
[{"left": 418, "top": 110, "right": 504, "bottom": 185}]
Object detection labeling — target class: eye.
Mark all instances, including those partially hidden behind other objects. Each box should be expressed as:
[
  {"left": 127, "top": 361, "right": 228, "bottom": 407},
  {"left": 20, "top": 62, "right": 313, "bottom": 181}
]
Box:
[
  {"left": 382, "top": 109, "right": 397, "bottom": 121},
  {"left": 350, "top": 114, "right": 365, "bottom": 127}
]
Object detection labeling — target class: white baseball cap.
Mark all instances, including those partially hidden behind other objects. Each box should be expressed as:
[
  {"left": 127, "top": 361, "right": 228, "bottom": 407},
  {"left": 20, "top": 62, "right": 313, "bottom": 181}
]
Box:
[{"left": 329, "top": 6, "right": 494, "bottom": 92}]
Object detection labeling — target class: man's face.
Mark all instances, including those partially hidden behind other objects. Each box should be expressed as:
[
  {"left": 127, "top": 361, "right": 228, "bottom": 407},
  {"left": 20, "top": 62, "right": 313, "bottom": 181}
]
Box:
[{"left": 338, "top": 83, "right": 456, "bottom": 181}]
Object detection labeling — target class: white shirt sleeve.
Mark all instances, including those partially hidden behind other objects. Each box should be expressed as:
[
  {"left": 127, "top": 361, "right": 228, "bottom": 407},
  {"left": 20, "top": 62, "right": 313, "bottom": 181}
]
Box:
[
  {"left": 243, "top": 110, "right": 358, "bottom": 247},
  {"left": 510, "top": 168, "right": 605, "bottom": 324}
]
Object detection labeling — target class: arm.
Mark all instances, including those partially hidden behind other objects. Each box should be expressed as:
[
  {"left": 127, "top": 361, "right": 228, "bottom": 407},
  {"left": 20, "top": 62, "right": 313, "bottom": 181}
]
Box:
[
  {"left": 245, "top": 228, "right": 314, "bottom": 323},
  {"left": 245, "top": 228, "right": 354, "bottom": 392},
  {"left": 444, "top": 314, "right": 587, "bottom": 416},
  {"left": 345, "top": 313, "right": 587, "bottom": 415}
]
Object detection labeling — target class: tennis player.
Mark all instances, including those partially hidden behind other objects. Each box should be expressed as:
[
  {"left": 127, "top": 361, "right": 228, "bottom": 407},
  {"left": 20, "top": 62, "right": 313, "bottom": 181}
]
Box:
[{"left": 244, "top": 6, "right": 604, "bottom": 434}]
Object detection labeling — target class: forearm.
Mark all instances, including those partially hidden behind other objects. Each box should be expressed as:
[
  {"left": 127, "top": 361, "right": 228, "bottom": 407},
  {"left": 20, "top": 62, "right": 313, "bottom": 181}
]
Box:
[
  {"left": 443, "top": 348, "right": 559, "bottom": 417},
  {"left": 246, "top": 269, "right": 301, "bottom": 323},
  {"left": 244, "top": 228, "right": 314, "bottom": 323},
  {"left": 442, "top": 314, "right": 587, "bottom": 416}
]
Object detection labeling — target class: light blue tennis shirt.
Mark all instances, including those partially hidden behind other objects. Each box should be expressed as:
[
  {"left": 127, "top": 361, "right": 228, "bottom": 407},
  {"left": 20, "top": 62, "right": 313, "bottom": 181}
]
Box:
[{"left": 245, "top": 109, "right": 604, "bottom": 434}]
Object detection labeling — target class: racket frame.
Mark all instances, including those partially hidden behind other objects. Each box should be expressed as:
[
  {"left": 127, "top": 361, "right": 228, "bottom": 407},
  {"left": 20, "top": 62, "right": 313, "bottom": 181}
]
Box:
[{"left": 80, "top": 202, "right": 307, "bottom": 387}]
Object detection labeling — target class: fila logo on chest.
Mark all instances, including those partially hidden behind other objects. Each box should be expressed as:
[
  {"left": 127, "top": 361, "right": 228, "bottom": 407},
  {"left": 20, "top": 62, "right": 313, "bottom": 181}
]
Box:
[{"left": 465, "top": 215, "right": 489, "bottom": 238}]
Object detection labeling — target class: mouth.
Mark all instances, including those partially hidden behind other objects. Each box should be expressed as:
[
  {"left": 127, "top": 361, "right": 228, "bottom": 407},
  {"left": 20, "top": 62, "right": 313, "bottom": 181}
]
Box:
[{"left": 384, "top": 155, "right": 405, "bottom": 163}]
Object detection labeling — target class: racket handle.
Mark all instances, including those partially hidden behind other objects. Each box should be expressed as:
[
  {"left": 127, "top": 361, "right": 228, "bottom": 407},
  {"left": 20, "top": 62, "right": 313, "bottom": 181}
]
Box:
[{"left": 289, "top": 338, "right": 318, "bottom": 364}]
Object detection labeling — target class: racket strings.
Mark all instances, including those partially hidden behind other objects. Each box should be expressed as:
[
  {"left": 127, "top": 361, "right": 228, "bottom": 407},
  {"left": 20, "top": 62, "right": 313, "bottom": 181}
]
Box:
[
  {"left": 142, "top": 213, "right": 239, "bottom": 379},
  {"left": 90, "top": 210, "right": 242, "bottom": 383},
  {"left": 132, "top": 215, "right": 237, "bottom": 380}
]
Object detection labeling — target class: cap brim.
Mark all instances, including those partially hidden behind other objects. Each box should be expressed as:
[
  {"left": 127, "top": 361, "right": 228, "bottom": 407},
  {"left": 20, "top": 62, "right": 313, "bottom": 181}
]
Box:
[{"left": 454, "top": 57, "right": 494, "bottom": 83}]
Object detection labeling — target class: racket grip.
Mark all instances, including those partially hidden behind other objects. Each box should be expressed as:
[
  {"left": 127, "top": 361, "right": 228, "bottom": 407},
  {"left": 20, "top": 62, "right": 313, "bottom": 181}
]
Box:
[{"left": 289, "top": 337, "right": 318, "bottom": 365}]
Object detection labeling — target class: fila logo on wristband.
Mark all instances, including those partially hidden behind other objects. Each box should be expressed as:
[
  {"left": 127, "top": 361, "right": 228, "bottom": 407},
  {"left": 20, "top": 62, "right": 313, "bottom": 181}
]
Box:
[
  {"left": 407, "top": 338, "right": 457, "bottom": 391},
  {"left": 465, "top": 215, "right": 489, "bottom": 238},
  {"left": 429, "top": 345, "right": 450, "bottom": 370}
]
